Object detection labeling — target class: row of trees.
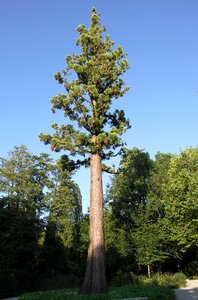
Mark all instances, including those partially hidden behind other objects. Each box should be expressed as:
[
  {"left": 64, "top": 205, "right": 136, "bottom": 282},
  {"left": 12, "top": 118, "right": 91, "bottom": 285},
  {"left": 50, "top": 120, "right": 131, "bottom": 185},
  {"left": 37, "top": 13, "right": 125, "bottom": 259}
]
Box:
[
  {"left": 0, "top": 145, "right": 197, "bottom": 297},
  {"left": 0, "top": 145, "right": 83, "bottom": 298},
  {"left": 105, "top": 147, "right": 198, "bottom": 279}
]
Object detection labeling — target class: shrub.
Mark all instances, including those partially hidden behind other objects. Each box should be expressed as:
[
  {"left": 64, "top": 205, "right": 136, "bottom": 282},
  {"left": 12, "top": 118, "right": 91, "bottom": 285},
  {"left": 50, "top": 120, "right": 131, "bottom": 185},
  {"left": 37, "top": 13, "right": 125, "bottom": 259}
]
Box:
[
  {"left": 110, "top": 285, "right": 175, "bottom": 300},
  {"left": 172, "top": 272, "right": 187, "bottom": 288},
  {"left": 138, "top": 272, "right": 186, "bottom": 288}
]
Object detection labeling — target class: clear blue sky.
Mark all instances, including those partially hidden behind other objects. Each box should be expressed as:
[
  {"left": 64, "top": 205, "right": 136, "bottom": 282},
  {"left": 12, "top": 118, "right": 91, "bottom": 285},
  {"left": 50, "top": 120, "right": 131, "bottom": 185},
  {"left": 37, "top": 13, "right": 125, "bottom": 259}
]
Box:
[{"left": 0, "top": 0, "right": 198, "bottom": 212}]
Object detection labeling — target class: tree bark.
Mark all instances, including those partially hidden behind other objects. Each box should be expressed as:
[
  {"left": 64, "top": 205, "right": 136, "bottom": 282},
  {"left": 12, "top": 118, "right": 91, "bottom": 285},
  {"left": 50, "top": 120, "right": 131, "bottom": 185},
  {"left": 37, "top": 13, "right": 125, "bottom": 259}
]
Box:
[
  {"left": 81, "top": 153, "right": 107, "bottom": 294},
  {"left": 147, "top": 264, "right": 151, "bottom": 279}
]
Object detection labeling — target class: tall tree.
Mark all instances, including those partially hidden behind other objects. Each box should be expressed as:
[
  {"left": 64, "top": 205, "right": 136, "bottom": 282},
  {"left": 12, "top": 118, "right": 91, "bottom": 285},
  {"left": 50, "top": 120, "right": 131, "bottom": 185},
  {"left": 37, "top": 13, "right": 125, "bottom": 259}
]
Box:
[{"left": 39, "top": 8, "right": 130, "bottom": 294}]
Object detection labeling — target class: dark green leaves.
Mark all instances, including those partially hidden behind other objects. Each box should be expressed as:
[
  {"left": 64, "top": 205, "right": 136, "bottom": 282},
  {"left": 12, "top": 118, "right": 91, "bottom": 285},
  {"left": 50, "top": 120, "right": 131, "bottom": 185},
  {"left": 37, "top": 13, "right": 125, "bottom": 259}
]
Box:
[{"left": 40, "top": 8, "right": 130, "bottom": 162}]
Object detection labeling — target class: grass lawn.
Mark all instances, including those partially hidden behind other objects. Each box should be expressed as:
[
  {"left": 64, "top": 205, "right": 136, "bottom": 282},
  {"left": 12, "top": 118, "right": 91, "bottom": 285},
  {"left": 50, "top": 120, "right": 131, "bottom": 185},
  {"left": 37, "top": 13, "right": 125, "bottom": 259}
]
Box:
[{"left": 19, "top": 284, "right": 175, "bottom": 300}]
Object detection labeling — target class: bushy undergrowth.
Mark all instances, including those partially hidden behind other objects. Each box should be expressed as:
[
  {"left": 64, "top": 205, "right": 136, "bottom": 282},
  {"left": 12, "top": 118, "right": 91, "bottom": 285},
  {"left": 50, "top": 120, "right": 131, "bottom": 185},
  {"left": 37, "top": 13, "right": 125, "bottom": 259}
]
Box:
[
  {"left": 19, "top": 284, "right": 175, "bottom": 300},
  {"left": 138, "top": 272, "right": 187, "bottom": 288},
  {"left": 111, "top": 285, "right": 175, "bottom": 300}
]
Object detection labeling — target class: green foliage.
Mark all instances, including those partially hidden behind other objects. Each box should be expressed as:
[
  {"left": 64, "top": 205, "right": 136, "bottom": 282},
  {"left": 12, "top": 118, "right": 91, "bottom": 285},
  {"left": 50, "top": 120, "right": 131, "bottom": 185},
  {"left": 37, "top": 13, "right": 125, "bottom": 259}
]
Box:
[
  {"left": 35, "top": 160, "right": 83, "bottom": 284},
  {"left": 0, "top": 145, "right": 83, "bottom": 297},
  {"left": 0, "top": 146, "right": 53, "bottom": 298},
  {"left": 105, "top": 146, "right": 198, "bottom": 275},
  {"left": 1, "top": 142, "right": 197, "bottom": 298},
  {"left": 104, "top": 210, "right": 136, "bottom": 283},
  {"left": 172, "top": 273, "right": 187, "bottom": 287},
  {"left": 163, "top": 147, "right": 198, "bottom": 253},
  {"left": 148, "top": 152, "right": 173, "bottom": 219},
  {"left": 106, "top": 148, "right": 152, "bottom": 224},
  {"left": 132, "top": 205, "right": 170, "bottom": 271},
  {"left": 49, "top": 156, "right": 83, "bottom": 249},
  {"left": 19, "top": 285, "right": 175, "bottom": 300},
  {"left": 78, "top": 214, "right": 89, "bottom": 265},
  {"left": 39, "top": 8, "right": 130, "bottom": 167},
  {"left": 138, "top": 272, "right": 187, "bottom": 288},
  {"left": 0, "top": 209, "right": 42, "bottom": 298},
  {"left": 104, "top": 148, "right": 153, "bottom": 276},
  {"left": 38, "top": 156, "right": 83, "bottom": 279},
  {"left": 110, "top": 285, "right": 175, "bottom": 300},
  {"left": 0, "top": 145, "right": 53, "bottom": 216},
  {"left": 130, "top": 152, "right": 173, "bottom": 273}
]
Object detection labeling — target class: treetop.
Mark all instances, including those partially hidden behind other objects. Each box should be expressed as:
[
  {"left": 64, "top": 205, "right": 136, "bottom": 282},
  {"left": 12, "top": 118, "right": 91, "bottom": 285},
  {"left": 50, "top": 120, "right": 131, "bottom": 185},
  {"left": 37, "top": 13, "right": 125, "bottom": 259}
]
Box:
[{"left": 39, "top": 8, "right": 130, "bottom": 168}]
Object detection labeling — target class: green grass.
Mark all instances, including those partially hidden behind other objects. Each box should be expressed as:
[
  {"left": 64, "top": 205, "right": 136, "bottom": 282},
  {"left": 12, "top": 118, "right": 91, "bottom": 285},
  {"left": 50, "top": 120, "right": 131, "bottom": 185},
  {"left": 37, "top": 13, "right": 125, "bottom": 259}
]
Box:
[{"left": 19, "top": 284, "right": 175, "bottom": 300}]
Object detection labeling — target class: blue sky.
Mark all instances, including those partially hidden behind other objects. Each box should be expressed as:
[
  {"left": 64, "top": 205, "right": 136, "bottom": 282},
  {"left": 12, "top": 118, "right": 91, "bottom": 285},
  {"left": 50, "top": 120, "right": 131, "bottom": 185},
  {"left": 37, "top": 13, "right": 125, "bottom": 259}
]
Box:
[{"left": 0, "top": 0, "right": 198, "bottom": 212}]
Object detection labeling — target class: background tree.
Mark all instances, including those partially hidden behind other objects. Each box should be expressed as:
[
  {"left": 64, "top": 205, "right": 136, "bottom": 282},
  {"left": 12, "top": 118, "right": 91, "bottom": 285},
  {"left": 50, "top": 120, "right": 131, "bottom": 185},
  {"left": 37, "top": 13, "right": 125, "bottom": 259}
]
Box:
[
  {"left": 130, "top": 152, "right": 173, "bottom": 277},
  {"left": 50, "top": 156, "right": 82, "bottom": 250},
  {"left": 0, "top": 146, "right": 83, "bottom": 296},
  {"left": 104, "top": 209, "right": 136, "bottom": 285},
  {"left": 106, "top": 148, "right": 152, "bottom": 225},
  {"left": 40, "top": 155, "right": 83, "bottom": 279},
  {"left": 132, "top": 204, "right": 170, "bottom": 278},
  {"left": 148, "top": 152, "right": 173, "bottom": 220},
  {"left": 0, "top": 208, "right": 42, "bottom": 298},
  {"left": 106, "top": 147, "right": 198, "bottom": 278},
  {"left": 104, "top": 148, "right": 152, "bottom": 281},
  {"left": 163, "top": 147, "right": 198, "bottom": 254},
  {"left": 105, "top": 149, "right": 173, "bottom": 278},
  {"left": 39, "top": 8, "right": 130, "bottom": 294},
  {"left": 0, "top": 145, "right": 53, "bottom": 298},
  {"left": 0, "top": 145, "right": 53, "bottom": 216}
]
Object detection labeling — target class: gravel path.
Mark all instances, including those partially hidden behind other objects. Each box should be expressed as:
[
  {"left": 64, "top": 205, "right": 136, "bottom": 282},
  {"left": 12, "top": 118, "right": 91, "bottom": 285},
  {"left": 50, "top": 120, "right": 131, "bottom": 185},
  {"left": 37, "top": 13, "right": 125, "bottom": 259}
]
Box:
[{"left": 175, "top": 280, "right": 198, "bottom": 300}]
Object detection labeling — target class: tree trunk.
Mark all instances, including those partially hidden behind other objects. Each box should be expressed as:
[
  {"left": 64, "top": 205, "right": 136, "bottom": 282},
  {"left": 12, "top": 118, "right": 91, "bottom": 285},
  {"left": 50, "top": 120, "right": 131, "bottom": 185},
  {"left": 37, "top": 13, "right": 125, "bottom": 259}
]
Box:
[
  {"left": 81, "top": 153, "right": 107, "bottom": 294},
  {"left": 147, "top": 264, "right": 151, "bottom": 279},
  {"left": 157, "top": 262, "right": 162, "bottom": 275}
]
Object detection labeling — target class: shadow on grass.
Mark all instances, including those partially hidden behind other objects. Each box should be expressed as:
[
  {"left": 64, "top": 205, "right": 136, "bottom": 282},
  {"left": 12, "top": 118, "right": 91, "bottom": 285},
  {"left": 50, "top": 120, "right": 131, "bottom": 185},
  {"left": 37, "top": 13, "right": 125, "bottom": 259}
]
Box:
[{"left": 19, "top": 284, "right": 175, "bottom": 300}]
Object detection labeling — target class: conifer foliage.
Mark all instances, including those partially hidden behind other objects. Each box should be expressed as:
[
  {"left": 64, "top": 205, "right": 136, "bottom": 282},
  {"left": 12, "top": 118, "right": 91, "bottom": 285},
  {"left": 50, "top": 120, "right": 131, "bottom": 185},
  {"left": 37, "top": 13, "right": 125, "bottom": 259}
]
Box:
[{"left": 40, "top": 8, "right": 130, "bottom": 294}]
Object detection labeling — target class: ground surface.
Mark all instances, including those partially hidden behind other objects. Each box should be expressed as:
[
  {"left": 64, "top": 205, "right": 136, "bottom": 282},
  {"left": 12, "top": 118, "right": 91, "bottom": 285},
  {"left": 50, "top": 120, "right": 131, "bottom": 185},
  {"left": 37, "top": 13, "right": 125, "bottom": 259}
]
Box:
[
  {"left": 3, "top": 280, "right": 198, "bottom": 300},
  {"left": 175, "top": 280, "right": 198, "bottom": 300}
]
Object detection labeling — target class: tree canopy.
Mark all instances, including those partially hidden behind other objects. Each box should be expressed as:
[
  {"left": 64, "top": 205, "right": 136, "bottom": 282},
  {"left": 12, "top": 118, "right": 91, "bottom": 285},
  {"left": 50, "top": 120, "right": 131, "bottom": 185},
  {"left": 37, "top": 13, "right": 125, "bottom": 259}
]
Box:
[
  {"left": 163, "top": 147, "right": 198, "bottom": 253},
  {"left": 39, "top": 7, "right": 130, "bottom": 168}
]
